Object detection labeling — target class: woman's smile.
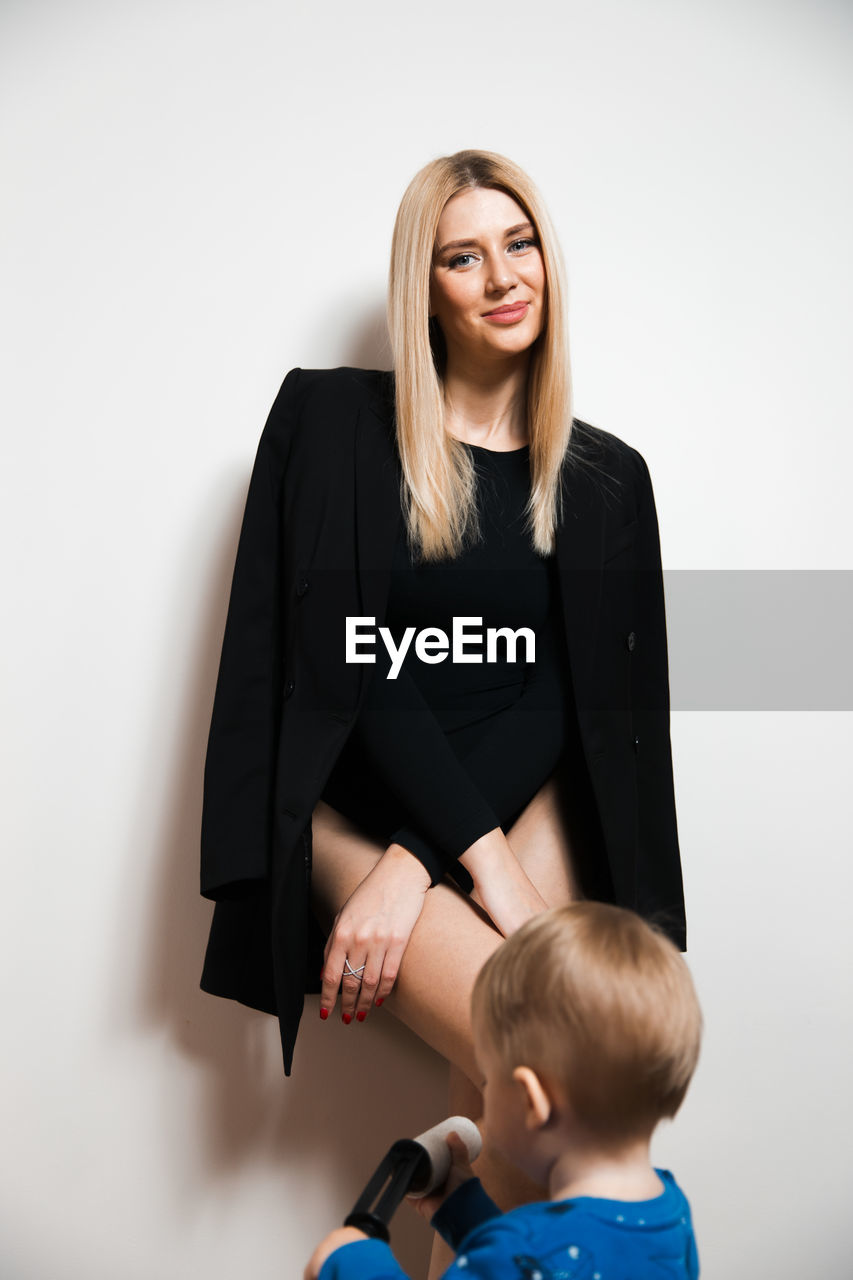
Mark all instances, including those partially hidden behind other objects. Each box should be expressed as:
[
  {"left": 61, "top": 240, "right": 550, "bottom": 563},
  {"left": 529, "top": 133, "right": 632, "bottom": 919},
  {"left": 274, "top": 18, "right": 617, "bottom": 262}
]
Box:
[{"left": 483, "top": 301, "right": 531, "bottom": 323}]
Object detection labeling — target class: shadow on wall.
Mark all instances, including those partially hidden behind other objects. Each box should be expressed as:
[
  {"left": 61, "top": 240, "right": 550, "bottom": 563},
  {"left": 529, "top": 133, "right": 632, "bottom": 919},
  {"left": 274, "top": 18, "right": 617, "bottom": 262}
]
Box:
[
  {"left": 134, "top": 314, "right": 445, "bottom": 1276},
  {"left": 340, "top": 301, "right": 392, "bottom": 370}
]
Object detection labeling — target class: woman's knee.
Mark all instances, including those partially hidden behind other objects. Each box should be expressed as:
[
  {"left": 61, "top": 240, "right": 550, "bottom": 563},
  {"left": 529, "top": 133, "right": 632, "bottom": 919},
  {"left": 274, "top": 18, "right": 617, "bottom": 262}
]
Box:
[{"left": 386, "top": 884, "right": 502, "bottom": 1082}]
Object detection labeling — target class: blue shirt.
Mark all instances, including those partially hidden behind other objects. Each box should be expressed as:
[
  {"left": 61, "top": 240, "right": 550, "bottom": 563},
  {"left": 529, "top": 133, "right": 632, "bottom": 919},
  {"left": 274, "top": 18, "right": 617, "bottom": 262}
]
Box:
[{"left": 318, "top": 1170, "right": 699, "bottom": 1280}]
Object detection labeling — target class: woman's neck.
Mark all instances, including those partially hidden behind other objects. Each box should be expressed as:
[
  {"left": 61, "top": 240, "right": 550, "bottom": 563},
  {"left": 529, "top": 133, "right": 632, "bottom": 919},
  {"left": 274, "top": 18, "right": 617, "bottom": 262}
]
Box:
[{"left": 442, "top": 356, "right": 530, "bottom": 450}]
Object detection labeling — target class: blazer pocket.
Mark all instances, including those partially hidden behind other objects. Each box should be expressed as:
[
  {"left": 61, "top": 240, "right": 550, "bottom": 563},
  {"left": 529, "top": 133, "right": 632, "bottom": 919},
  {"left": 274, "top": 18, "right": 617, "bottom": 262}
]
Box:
[{"left": 603, "top": 518, "right": 639, "bottom": 563}]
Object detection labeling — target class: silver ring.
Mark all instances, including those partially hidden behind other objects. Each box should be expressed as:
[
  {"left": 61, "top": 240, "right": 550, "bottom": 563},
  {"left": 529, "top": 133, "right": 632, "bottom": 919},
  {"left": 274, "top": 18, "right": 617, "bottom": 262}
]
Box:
[{"left": 343, "top": 958, "right": 366, "bottom": 978}]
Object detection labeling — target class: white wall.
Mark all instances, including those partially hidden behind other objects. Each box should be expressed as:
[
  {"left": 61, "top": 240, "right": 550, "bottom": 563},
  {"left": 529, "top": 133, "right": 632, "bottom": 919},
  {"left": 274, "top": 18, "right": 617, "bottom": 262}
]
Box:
[{"left": 2, "top": 1, "right": 851, "bottom": 1276}]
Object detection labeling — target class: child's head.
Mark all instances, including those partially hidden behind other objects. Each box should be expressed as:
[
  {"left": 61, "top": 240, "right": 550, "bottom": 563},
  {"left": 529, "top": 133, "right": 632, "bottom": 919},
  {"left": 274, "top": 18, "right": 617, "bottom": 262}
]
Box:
[{"left": 471, "top": 903, "right": 702, "bottom": 1147}]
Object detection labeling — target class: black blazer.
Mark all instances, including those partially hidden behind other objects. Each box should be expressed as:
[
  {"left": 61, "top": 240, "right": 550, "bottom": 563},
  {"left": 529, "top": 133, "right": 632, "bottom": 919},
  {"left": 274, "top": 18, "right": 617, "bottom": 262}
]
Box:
[{"left": 199, "top": 367, "right": 686, "bottom": 1075}]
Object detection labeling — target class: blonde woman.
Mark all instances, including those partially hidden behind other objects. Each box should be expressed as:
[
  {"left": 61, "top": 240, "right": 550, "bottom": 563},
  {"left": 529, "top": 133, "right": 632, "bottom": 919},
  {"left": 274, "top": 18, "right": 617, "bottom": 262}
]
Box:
[{"left": 199, "top": 150, "right": 685, "bottom": 1275}]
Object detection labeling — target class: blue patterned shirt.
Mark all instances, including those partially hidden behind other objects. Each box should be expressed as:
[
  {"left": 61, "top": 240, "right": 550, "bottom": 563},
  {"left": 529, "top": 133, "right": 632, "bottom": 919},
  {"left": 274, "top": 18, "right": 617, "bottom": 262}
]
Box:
[{"left": 318, "top": 1169, "right": 699, "bottom": 1279}]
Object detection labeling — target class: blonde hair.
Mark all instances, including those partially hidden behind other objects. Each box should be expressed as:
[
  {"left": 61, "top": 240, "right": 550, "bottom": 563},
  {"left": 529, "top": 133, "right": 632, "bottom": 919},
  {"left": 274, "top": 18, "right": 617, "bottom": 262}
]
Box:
[
  {"left": 388, "top": 149, "right": 575, "bottom": 563},
  {"left": 472, "top": 903, "right": 702, "bottom": 1139}
]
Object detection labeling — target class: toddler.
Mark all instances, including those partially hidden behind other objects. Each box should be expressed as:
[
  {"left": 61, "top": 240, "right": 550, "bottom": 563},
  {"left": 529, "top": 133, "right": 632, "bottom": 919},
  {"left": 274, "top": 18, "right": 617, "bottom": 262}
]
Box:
[{"left": 306, "top": 902, "right": 702, "bottom": 1279}]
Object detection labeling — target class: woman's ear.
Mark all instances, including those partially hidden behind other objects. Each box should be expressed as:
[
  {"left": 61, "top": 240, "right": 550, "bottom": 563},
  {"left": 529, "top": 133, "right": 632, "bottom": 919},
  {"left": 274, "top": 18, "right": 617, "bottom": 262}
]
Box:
[{"left": 512, "top": 1066, "right": 553, "bottom": 1131}]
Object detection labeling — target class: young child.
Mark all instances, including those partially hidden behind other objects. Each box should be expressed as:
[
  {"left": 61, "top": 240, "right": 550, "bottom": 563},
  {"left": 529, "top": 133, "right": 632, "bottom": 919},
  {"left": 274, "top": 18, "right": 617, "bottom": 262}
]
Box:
[{"left": 305, "top": 902, "right": 703, "bottom": 1279}]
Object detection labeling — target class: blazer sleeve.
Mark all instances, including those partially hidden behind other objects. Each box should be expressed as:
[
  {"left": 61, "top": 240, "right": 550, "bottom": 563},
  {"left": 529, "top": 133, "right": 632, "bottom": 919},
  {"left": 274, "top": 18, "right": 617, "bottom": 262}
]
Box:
[
  {"left": 199, "top": 368, "right": 301, "bottom": 901},
  {"left": 631, "top": 452, "right": 685, "bottom": 947}
]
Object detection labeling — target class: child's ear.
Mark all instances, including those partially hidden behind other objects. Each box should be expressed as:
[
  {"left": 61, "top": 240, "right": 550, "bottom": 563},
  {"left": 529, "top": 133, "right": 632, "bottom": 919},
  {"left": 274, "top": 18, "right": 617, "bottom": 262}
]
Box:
[{"left": 512, "top": 1066, "right": 552, "bottom": 1130}]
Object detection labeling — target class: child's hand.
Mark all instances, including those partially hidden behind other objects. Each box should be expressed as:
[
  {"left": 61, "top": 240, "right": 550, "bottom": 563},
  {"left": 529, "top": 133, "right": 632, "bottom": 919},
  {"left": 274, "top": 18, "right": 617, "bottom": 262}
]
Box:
[
  {"left": 304, "top": 1225, "right": 369, "bottom": 1280},
  {"left": 406, "top": 1129, "right": 478, "bottom": 1224}
]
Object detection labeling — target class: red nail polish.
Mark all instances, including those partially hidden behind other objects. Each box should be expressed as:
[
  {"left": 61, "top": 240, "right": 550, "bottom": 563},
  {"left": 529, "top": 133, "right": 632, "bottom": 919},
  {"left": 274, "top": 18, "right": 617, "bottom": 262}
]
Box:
[
  {"left": 356, "top": 1011, "right": 366, "bottom": 1022},
  {"left": 320, "top": 1007, "right": 329, "bottom": 1020},
  {"left": 342, "top": 1012, "right": 352, "bottom": 1024},
  {"left": 375, "top": 998, "right": 384, "bottom": 1007}
]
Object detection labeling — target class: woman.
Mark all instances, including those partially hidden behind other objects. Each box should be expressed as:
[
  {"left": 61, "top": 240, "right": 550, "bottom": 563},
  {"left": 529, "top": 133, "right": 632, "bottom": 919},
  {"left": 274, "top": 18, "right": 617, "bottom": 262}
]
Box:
[{"left": 199, "top": 149, "right": 685, "bottom": 1267}]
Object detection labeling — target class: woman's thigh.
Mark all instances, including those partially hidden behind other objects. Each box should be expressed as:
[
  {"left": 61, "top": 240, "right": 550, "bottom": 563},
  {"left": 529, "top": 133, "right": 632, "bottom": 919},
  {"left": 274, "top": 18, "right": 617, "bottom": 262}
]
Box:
[
  {"left": 503, "top": 770, "right": 585, "bottom": 909},
  {"left": 310, "top": 799, "right": 504, "bottom": 1086}
]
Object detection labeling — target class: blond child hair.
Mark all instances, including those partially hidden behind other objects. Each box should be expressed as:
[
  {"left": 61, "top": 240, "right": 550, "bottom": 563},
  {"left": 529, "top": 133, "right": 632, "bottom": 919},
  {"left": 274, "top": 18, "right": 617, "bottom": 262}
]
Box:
[{"left": 471, "top": 902, "right": 702, "bottom": 1140}]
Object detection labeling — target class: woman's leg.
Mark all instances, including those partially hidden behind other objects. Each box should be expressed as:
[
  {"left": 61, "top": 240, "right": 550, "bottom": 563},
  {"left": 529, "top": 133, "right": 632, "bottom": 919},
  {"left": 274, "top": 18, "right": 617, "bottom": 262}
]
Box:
[
  {"left": 309, "top": 781, "right": 582, "bottom": 1277},
  {"left": 309, "top": 798, "right": 504, "bottom": 1085},
  {"left": 309, "top": 778, "right": 584, "bottom": 1075}
]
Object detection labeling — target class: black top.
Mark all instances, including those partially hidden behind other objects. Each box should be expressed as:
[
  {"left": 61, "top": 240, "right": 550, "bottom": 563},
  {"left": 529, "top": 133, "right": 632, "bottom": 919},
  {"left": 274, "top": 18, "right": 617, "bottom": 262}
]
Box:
[{"left": 321, "top": 440, "right": 574, "bottom": 892}]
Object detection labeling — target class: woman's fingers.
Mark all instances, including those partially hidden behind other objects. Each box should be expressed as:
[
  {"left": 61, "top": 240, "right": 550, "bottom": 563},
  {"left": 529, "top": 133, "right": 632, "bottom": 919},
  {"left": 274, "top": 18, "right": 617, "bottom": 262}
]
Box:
[
  {"left": 320, "top": 935, "right": 393, "bottom": 1024},
  {"left": 372, "top": 942, "right": 403, "bottom": 1009},
  {"left": 352, "top": 954, "right": 382, "bottom": 1021},
  {"left": 320, "top": 918, "right": 376, "bottom": 1022},
  {"left": 354, "top": 940, "right": 404, "bottom": 1020},
  {"left": 319, "top": 928, "right": 349, "bottom": 1019},
  {"left": 318, "top": 848, "right": 429, "bottom": 1024},
  {"left": 339, "top": 951, "right": 369, "bottom": 1022},
  {"left": 318, "top": 964, "right": 336, "bottom": 1020}
]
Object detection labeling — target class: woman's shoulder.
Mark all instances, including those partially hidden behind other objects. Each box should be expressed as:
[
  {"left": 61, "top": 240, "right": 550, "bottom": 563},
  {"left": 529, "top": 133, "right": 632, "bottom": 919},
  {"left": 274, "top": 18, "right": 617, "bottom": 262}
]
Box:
[
  {"left": 257, "top": 367, "right": 395, "bottom": 463},
  {"left": 566, "top": 417, "right": 653, "bottom": 514},
  {"left": 570, "top": 416, "right": 647, "bottom": 471},
  {"left": 275, "top": 366, "right": 394, "bottom": 418}
]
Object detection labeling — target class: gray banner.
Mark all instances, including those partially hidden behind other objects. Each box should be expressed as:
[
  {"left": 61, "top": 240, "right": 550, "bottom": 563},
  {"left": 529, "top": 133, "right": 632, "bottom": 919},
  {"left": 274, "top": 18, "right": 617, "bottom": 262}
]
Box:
[{"left": 664, "top": 571, "right": 853, "bottom": 710}]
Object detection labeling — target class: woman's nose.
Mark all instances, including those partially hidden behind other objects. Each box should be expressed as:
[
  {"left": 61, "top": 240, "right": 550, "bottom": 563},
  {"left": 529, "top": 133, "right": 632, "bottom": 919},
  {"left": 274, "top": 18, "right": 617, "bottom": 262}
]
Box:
[{"left": 486, "top": 257, "right": 517, "bottom": 293}]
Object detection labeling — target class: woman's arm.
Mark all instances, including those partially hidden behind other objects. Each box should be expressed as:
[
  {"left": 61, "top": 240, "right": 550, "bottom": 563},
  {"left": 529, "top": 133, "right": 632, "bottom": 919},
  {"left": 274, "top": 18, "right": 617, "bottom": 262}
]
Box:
[
  {"left": 353, "top": 617, "right": 571, "bottom": 895},
  {"left": 318, "top": 821, "right": 547, "bottom": 1023}
]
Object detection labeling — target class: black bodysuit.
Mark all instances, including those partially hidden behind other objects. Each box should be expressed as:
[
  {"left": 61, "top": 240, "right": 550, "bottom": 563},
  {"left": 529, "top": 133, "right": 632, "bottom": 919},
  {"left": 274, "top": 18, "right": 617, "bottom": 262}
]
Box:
[{"left": 321, "top": 441, "right": 577, "bottom": 893}]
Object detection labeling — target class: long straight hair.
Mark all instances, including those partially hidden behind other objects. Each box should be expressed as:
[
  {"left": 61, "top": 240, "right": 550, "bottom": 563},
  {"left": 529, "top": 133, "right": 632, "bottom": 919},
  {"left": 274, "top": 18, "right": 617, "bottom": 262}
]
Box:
[{"left": 388, "top": 150, "right": 574, "bottom": 562}]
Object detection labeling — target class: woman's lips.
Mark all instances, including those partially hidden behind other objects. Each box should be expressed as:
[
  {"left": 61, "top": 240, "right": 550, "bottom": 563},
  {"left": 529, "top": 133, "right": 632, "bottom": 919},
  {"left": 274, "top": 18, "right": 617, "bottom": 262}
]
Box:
[{"left": 483, "top": 302, "right": 530, "bottom": 324}]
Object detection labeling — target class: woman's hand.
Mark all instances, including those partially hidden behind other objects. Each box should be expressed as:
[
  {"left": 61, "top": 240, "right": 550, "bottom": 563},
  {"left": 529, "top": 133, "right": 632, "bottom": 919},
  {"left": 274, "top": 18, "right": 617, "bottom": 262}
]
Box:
[
  {"left": 304, "top": 1226, "right": 368, "bottom": 1280},
  {"left": 319, "top": 843, "right": 432, "bottom": 1023},
  {"left": 460, "top": 828, "right": 549, "bottom": 938}
]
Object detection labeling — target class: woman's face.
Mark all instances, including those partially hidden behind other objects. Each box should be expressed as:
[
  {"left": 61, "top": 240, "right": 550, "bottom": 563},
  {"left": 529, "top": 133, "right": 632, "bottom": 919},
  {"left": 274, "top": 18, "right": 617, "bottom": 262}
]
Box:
[{"left": 429, "top": 186, "right": 546, "bottom": 369}]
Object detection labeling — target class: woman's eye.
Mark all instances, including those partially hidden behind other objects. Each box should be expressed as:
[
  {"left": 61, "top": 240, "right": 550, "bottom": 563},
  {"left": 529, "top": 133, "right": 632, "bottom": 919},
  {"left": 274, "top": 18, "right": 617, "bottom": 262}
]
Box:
[
  {"left": 509, "top": 237, "right": 536, "bottom": 253},
  {"left": 449, "top": 252, "right": 477, "bottom": 269}
]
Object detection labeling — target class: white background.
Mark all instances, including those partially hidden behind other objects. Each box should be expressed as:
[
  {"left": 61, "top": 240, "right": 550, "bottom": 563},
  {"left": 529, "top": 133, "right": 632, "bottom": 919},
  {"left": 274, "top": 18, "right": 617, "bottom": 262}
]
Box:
[{"left": 2, "top": 1, "right": 852, "bottom": 1277}]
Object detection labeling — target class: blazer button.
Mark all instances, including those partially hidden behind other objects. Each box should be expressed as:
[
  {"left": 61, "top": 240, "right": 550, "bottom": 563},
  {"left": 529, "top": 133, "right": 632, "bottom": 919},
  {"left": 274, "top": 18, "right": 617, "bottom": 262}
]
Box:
[
  {"left": 626, "top": 631, "right": 636, "bottom": 652},
  {"left": 632, "top": 735, "right": 640, "bottom": 753},
  {"left": 296, "top": 577, "right": 310, "bottom": 598},
  {"left": 284, "top": 679, "right": 296, "bottom": 698}
]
